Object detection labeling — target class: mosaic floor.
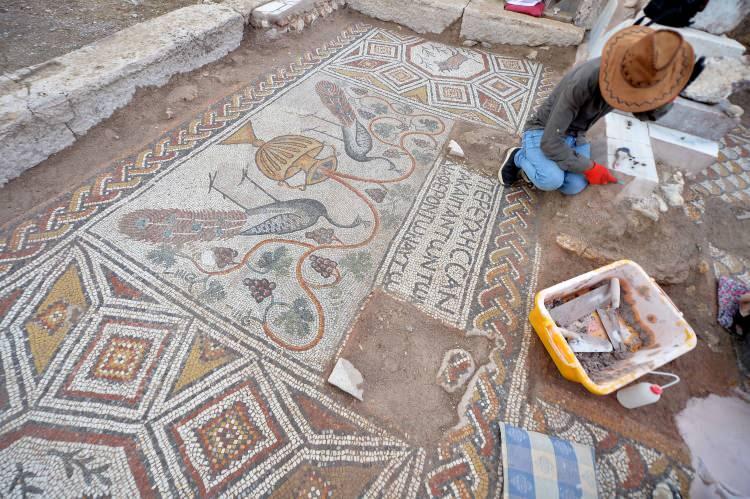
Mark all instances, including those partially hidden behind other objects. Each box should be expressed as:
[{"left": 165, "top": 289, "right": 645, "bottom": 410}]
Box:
[
  {"left": 687, "top": 124, "right": 750, "bottom": 222},
  {"left": 0, "top": 25, "right": 692, "bottom": 497}
]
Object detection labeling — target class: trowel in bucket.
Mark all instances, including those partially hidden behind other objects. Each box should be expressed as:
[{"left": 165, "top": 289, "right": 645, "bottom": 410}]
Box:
[
  {"left": 559, "top": 327, "right": 614, "bottom": 353},
  {"left": 597, "top": 278, "right": 628, "bottom": 352},
  {"left": 597, "top": 307, "right": 626, "bottom": 352}
]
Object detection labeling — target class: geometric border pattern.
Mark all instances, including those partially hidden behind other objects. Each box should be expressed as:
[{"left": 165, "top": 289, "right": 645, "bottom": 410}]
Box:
[{"left": 325, "top": 30, "right": 544, "bottom": 132}]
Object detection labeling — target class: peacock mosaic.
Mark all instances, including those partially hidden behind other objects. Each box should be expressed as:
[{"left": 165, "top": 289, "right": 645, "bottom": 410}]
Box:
[
  {"left": 89, "top": 69, "right": 454, "bottom": 369},
  {"left": 0, "top": 25, "right": 693, "bottom": 497}
]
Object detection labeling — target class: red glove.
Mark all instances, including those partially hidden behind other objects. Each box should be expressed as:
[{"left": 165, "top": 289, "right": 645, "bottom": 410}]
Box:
[{"left": 584, "top": 162, "right": 618, "bottom": 185}]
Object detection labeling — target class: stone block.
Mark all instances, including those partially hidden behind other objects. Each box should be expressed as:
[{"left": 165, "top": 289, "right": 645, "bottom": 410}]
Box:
[
  {"left": 31, "top": 4, "right": 243, "bottom": 136},
  {"left": 589, "top": 20, "right": 746, "bottom": 61},
  {"left": 348, "top": 0, "right": 468, "bottom": 34},
  {"left": 223, "top": 0, "right": 272, "bottom": 23},
  {"left": 649, "top": 123, "right": 719, "bottom": 177},
  {"left": 683, "top": 56, "right": 750, "bottom": 105},
  {"left": 574, "top": 0, "right": 609, "bottom": 29},
  {"left": 0, "top": 76, "right": 76, "bottom": 186},
  {"left": 605, "top": 113, "right": 658, "bottom": 182},
  {"left": 605, "top": 113, "right": 658, "bottom": 200},
  {"left": 251, "top": 0, "right": 318, "bottom": 25},
  {"left": 461, "top": 0, "right": 585, "bottom": 47},
  {"left": 655, "top": 97, "right": 740, "bottom": 142},
  {"left": 676, "top": 27, "right": 747, "bottom": 60},
  {"left": 691, "top": 0, "right": 750, "bottom": 35},
  {"left": 0, "top": 4, "right": 244, "bottom": 186}
]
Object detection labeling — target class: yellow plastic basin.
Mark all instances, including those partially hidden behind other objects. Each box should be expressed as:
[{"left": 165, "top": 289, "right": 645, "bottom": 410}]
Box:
[{"left": 529, "top": 260, "right": 697, "bottom": 395}]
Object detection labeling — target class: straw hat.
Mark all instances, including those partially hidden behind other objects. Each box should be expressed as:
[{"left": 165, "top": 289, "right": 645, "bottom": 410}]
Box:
[{"left": 599, "top": 26, "right": 695, "bottom": 113}]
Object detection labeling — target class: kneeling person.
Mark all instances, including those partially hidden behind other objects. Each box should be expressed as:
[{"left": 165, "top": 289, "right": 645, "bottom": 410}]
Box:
[{"left": 500, "top": 26, "right": 695, "bottom": 195}]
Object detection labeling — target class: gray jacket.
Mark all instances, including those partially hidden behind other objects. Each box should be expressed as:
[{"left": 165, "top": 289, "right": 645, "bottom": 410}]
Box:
[{"left": 524, "top": 58, "right": 612, "bottom": 173}]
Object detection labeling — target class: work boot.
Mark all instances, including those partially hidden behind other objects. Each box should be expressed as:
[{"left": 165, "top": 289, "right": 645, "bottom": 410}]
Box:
[{"left": 499, "top": 147, "right": 521, "bottom": 187}]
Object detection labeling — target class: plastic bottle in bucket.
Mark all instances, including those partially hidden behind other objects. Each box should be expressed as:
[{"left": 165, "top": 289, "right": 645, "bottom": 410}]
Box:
[{"left": 616, "top": 372, "right": 680, "bottom": 409}]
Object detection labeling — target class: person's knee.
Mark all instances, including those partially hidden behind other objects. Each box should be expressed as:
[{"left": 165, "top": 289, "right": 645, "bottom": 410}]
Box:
[
  {"left": 560, "top": 174, "right": 588, "bottom": 195},
  {"left": 532, "top": 168, "right": 565, "bottom": 191}
]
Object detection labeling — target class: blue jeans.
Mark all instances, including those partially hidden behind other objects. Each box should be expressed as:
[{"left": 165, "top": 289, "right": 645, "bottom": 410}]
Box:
[{"left": 514, "top": 129, "right": 589, "bottom": 196}]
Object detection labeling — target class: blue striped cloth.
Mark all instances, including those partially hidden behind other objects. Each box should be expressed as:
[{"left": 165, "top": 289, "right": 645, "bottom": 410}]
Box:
[{"left": 500, "top": 423, "right": 598, "bottom": 499}]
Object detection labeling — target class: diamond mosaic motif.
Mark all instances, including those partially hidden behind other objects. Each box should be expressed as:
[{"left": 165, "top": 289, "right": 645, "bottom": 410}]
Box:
[
  {"left": 35, "top": 301, "right": 72, "bottom": 336},
  {"left": 63, "top": 319, "right": 171, "bottom": 404},
  {"left": 493, "top": 56, "right": 525, "bottom": 72},
  {"left": 92, "top": 336, "right": 150, "bottom": 383},
  {"left": 479, "top": 74, "right": 524, "bottom": 99},
  {"left": 196, "top": 400, "right": 264, "bottom": 476},
  {"left": 173, "top": 380, "right": 287, "bottom": 495},
  {"left": 433, "top": 82, "right": 472, "bottom": 105},
  {"left": 382, "top": 66, "right": 421, "bottom": 87}
]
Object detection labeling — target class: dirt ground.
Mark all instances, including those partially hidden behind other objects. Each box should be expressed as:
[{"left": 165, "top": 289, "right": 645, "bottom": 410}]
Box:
[
  {"left": 0, "top": 0, "right": 199, "bottom": 73},
  {"left": 333, "top": 290, "right": 492, "bottom": 447},
  {"left": 0, "top": 4, "right": 746, "bottom": 473}
]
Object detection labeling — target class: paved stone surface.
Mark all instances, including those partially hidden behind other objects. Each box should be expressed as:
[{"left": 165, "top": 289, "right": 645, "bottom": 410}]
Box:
[
  {"left": 0, "top": 24, "right": 693, "bottom": 497},
  {"left": 710, "top": 244, "right": 750, "bottom": 286},
  {"left": 348, "top": 0, "right": 470, "bottom": 35},
  {"left": 0, "top": 4, "right": 245, "bottom": 186},
  {"left": 461, "top": 0, "right": 585, "bottom": 47}
]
